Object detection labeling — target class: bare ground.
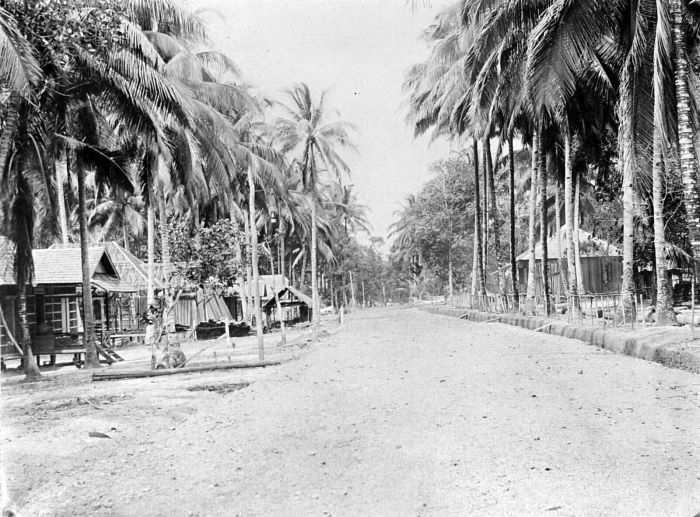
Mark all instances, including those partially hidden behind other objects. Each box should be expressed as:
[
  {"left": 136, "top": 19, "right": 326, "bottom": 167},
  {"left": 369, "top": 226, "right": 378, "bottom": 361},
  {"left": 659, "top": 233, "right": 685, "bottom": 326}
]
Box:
[{"left": 2, "top": 307, "right": 700, "bottom": 516}]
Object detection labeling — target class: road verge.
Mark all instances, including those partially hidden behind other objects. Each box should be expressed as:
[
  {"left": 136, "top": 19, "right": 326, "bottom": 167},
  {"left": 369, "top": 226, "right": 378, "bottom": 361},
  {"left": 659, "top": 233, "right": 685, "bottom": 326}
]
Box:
[{"left": 419, "top": 305, "right": 700, "bottom": 373}]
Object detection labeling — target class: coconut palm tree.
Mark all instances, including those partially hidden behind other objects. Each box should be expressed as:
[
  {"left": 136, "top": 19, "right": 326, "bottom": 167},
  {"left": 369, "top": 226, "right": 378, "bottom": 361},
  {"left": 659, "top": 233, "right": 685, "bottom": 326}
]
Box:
[{"left": 275, "top": 84, "right": 357, "bottom": 322}]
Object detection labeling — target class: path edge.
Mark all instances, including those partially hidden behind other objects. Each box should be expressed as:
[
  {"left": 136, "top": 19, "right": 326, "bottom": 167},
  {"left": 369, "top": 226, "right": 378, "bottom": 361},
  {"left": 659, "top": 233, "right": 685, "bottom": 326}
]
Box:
[{"left": 418, "top": 306, "right": 700, "bottom": 374}]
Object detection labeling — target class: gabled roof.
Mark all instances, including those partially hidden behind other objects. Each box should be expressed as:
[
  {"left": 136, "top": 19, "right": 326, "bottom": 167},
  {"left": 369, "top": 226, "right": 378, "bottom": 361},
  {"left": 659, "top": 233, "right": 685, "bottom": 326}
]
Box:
[
  {"left": 262, "top": 285, "right": 313, "bottom": 310},
  {"left": 241, "top": 274, "right": 288, "bottom": 299},
  {"left": 33, "top": 247, "right": 117, "bottom": 284},
  {"left": 0, "top": 240, "right": 120, "bottom": 286},
  {"left": 516, "top": 225, "right": 621, "bottom": 262},
  {"left": 105, "top": 241, "right": 165, "bottom": 290}
]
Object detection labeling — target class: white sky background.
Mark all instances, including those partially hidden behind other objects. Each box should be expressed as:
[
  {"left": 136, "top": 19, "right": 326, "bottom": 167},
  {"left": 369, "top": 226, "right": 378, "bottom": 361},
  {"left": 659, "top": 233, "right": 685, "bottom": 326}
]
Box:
[{"left": 189, "top": 0, "right": 455, "bottom": 241}]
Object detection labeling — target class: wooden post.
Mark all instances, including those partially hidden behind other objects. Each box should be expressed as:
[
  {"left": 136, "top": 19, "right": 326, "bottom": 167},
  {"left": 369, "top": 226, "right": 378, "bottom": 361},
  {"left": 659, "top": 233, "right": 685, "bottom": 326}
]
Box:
[
  {"left": 224, "top": 317, "right": 231, "bottom": 348},
  {"left": 339, "top": 306, "right": 345, "bottom": 325}
]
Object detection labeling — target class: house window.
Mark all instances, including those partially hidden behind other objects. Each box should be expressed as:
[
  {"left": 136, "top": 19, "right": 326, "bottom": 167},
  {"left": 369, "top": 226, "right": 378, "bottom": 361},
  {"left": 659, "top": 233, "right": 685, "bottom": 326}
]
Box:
[
  {"left": 44, "top": 296, "right": 79, "bottom": 333},
  {"left": 0, "top": 297, "right": 16, "bottom": 343}
]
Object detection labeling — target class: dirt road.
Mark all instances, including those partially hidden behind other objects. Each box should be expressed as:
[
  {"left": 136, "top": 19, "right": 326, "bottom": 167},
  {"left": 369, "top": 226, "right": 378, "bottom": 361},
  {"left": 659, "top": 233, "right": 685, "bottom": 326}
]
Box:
[{"left": 3, "top": 307, "right": 700, "bottom": 516}]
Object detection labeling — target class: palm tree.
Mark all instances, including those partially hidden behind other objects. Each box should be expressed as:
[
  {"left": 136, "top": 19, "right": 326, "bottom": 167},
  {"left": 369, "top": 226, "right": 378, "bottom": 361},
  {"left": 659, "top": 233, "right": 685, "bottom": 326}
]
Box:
[
  {"left": 507, "top": 135, "right": 520, "bottom": 304},
  {"left": 524, "top": 131, "right": 539, "bottom": 313},
  {"left": 2, "top": 143, "right": 42, "bottom": 381},
  {"left": 472, "top": 139, "right": 487, "bottom": 295},
  {"left": 276, "top": 84, "right": 357, "bottom": 323},
  {"left": 670, "top": 0, "right": 700, "bottom": 261}
]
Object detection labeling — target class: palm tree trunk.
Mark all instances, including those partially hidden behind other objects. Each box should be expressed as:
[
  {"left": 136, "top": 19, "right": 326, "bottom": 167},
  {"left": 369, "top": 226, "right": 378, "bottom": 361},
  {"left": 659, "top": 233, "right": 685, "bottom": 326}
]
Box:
[
  {"left": 122, "top": 220, "right": 130, "bottom": 253},
  {"left": 619, "top": 64, "right": 637, "bottom": 322},
  {"left": 349, "top": 269, "right": 357, "bottom": 307},
  {"left": 538, "top": 133, "right": 551, "bottom": 316},
  {"left": 564, "top": 131, "right": 580, "bottom": 315},
  {"left": 77, "top": 163, "right": 100, "bottom": 369},
  {"left": 471, "top": 215, "right": 479, "bottom": 296},
  {"left": 146, "top": 196, "right": 156, "bottom": 368},
  {"left": 243, "top": 211, "right": 253, "bottom": 324},
  {"left": 525, "top": 131, "right": 540, "bottom": 313},
  {"left": 653, "top": 125, "right": 677, "bottom": 325},
  {"left": 0, "top": 94, "right": 19, "bottom": 178},
  {"left": 279, "top": 218, "right": 286, "bottom": 287},
  {"left": 448, "top": 246, "right": 454, "bottom": 302},
  {"left": 671, "top": 0, "right": 700, "bottom": 261},
  {"left": 247, "top": 168, "right": 265, "bottom": 359},
  {"left": 268, "top": 244, "right": 286, "bottom": 344},
  {"left": 311, "top": 199, "right": 320, "bottom": 323},
  {"left": 555, "top": 175, "right": 569, "bottom": 295},
  {"left": 18, "top": 285, "right": 41, "bottom": 380},
  {"left": 473, "top": 139, "right": 486, "bottom": 295},
  {"left": 485, "top": 137, "right": 505, "bottom": 294},
  {"left": 482, "top": 142, "right": 489, "bottom": 275},
  {"left": 508, "top": 135, "right": 519, "bottom": 306},
  {"left": 574, "top": 172, "right": 585, "bottom": 295},
  {"left": 158, "top": 181, "right": 170, "bottom": 279},
  {"left": 300, "top": 246, "right": 307, "bottom": 289},
  {"left": 55, "top": 149, "right": 70, "bottom": 244}
]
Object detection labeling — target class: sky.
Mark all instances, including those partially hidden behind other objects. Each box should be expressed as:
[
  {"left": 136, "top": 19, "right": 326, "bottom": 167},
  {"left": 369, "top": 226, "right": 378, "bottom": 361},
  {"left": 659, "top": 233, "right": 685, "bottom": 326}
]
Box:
[{"left": 190, "top": 0, "right": 455, "bottom": 240}]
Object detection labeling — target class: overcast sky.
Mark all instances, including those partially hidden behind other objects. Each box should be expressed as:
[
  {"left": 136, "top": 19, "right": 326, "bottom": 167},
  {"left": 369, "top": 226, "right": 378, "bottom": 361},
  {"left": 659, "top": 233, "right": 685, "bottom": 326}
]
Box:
[{"left": 190, "top": 0, "right": 454, "bottom": 240}]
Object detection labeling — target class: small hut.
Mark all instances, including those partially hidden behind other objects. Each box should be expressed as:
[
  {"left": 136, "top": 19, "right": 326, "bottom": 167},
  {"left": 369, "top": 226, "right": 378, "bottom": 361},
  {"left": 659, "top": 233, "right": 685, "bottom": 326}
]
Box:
[
  {"left": 262, "top": 286, "right": 313, "bottom": 325},
  {"left": 515, "top": 226, "right": 623, "bottom": 298}
]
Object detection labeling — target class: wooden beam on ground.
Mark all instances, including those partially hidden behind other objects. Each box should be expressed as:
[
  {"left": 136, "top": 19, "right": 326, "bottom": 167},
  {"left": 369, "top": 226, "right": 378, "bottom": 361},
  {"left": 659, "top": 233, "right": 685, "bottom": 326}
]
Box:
[
  {"left": 91, "top": 360, "right": 281, "bottom": 381},
  {"left": 533, "top": 323, "right": 552, "bottom": 332}
]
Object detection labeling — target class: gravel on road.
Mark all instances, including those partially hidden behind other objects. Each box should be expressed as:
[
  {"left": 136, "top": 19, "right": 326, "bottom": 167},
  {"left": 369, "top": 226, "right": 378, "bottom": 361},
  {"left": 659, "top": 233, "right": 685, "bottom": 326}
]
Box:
[{"left": 2, "top": 307, "right": 699, "bottom": 516}]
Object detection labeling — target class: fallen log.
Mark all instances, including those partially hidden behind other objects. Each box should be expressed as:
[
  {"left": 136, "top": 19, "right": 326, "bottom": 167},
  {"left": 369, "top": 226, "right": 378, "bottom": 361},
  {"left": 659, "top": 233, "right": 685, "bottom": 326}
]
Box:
[{"left": 91, "top": 360, "right": 281, "bottom": 381}]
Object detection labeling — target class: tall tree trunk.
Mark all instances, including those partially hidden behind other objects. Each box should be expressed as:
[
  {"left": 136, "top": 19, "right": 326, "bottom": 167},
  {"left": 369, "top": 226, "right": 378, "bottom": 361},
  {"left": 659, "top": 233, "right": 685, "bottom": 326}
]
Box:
[
  {"left": 508, "top": 136, "right": 519, "bottom": 305},
  {"left": 671, "top": 0, "right": 700, "bottom": 260},
  {"left": 538, "top": 133, "right": 552, "bottom": 315},
  {"left": 564, "top": 131, "right": 580, "bottom": 315},
  {"left": 485, "top": 137, "right": 505, "bottom": 294},
  {"left": 448, "top": 246, "right": 454, "bottom": 302},
  {"left": 77, "top": 163, "right": 100, "bottom": 369},
  {"left": 311, "top": 199, "right": 320, "bottom": 323},
  {"left": 618, "top": 49, "right": 638, "bottom": 322},
  {"left": 349, "top": 269, "right": 357, "bottom": 307},
  {"left": 482, "top": 140, "right": 489, "bottom": 275},
  {"left": 473, "top": 139, "right": 486, "bottom": 295},
  {"left": 300, "top": 245, "right": 307, "bottom": 289},
  {"left": 55, "top": 149, "right": 70, "bottom": 244},
  {"left": 18, "top": 286, "right": 41, "bottom": 380},
  {"left": 653, "top": 125, "right": 678, "bottom": 324},
  {"left": 0, "top": 94, "right": 19, "bottom": 178},
  {"left": 525, "top": 131, "right": 540, "bottom": 313},
  {"left": 471, "top": 215, "right": 479, "bottom": 295},
  {"left": 268, "top": 244, "right": 286, "bottom": 344},
  {"left": 146, "top": 189, "right": 156, "bottom": 368},
  {"left": 279, "top": 218, "right": 286, "bottom": 284},
  {"left": 555, "top": 172, "right": 569, "bottom": 295},
  {"left": 574, "top": 172, "right": 585, "bottom": 294},
  {"left": 243, "top": 211, "right": 253, "bottom": 325},
  {"left": 122, "top": 220, "right": 130, "bottom": 253},
  {"left": 247, "top": 168, "right": 265, "bottom": 359},
  {"left": 158, "top": 181, "right": 170, "bottom": 279}
]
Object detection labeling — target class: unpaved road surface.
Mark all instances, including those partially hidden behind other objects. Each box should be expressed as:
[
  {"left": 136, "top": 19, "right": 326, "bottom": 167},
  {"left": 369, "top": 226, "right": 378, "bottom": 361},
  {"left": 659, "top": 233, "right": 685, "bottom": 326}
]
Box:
[{"left": 2, "top": 307, "right": 700, "bottom": 516}]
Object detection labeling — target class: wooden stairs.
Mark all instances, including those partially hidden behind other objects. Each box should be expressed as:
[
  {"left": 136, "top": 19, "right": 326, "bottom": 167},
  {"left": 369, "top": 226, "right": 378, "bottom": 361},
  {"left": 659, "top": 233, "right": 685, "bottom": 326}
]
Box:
[{"left": 95, "top": 343, "right": 125, "bottom": 365}]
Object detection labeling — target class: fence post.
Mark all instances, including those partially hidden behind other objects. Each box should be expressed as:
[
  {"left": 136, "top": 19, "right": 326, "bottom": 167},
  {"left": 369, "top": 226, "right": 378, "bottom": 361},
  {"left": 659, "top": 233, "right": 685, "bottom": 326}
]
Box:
[{"left": 224, "top": 317, "right": 232, "bottom": 348}]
